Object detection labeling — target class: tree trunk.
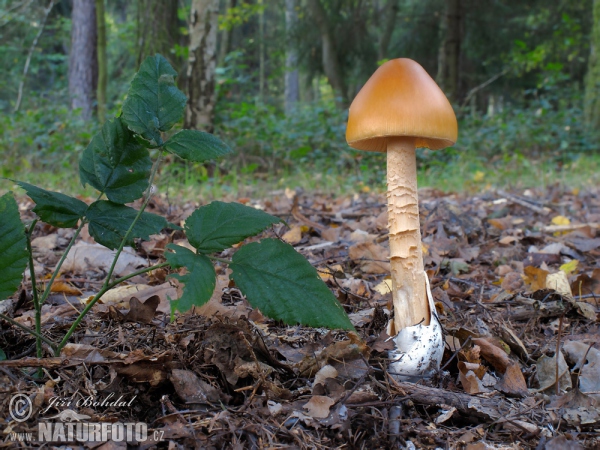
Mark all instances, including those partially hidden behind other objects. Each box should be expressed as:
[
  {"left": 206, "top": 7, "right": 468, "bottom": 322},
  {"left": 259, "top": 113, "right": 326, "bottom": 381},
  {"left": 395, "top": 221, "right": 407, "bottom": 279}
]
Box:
[
  {"left": 285, "top": 0, "right": 299, "bottom": 114},
  {"left": 436, "top": 0, "right": 461, "bottom": 102},
  {"left": 95, "top": 0, "right": 107, "bottom": 123},
  {"left": 69, "top": 0, "right": 97, "bottom": 120},
  {"left": 378, "top": 0, "right": 399, "bottom": 60},
  {"left": 217, "top": 0, "right": 237, "bottom": 67},
  {"left": 585, "top": 0, "right": 600, "bottom": 128},
  {"left": 306, "top": 0, "right": 348, "bottom": 106},
  {"left": 185, "top": 0, "right": 219, "bottom": 132},
  {"left": 136, "top": 0, "right": 180, "bottom": 67},
  {"left": 258, "top": 0, "right": 265, "bottom": 101}
]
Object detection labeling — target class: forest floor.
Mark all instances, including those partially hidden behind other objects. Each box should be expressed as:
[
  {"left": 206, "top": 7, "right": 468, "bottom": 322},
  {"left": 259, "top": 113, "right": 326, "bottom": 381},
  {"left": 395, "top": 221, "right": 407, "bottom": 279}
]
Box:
[{"left": 1, "top": 184, "right": 599, "bottom": 449}]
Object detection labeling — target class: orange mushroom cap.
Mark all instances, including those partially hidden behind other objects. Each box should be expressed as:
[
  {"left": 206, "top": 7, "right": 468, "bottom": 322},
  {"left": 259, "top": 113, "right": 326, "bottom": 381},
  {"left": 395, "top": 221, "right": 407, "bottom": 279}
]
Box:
[{"left": 346, "top": 58, "right": 458, "bottom": 152}]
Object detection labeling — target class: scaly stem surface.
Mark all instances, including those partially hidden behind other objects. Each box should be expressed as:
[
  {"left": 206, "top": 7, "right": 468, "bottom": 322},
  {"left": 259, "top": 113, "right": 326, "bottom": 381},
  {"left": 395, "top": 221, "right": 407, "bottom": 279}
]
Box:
[{"left": 387, "top": 137, "right": 429, "bottom": 331}]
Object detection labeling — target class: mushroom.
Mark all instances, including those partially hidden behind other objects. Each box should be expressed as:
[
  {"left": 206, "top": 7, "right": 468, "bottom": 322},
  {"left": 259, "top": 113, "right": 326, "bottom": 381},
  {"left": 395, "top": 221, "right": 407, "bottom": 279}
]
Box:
[{"left": 346, "top": 58, "right": 457, "bottom": 380}]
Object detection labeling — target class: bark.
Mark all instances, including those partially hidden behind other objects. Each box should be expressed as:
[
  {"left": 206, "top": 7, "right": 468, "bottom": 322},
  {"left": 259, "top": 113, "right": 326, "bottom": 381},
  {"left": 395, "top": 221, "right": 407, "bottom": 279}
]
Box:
[
  {"left": 258, "top": 0, "right": 265, "bottom": 101},
  {"left": 387, "top": 137, "right": 429, "bottom": 331},
  {"left": 285, "top": 0, "right": 299, "bottom": 114},
  {"left": 436, "top": 0, "right": 461, "bottom": 102},
  {"left": 185, "top": 0, "right": 219, "bottom": 132},
  {"left": 306, "top": 0, "right": 348, "bottom": 105},
  {"left": 136, "top": 0, "right": 180, "bottom": 67},
  {"left": 217, "top": 0, "right": 237, "bottom": 67},
  {"left": 95, "top": 0, "right": 107, "bottom": 123},
  {"left": 69, "top": 0, "right": 97, "bottom": 120},
  {"left": 378, "top": 0, "right": 399, "bottom": 60},
  {"left": 584, "top": 0, "right": 600, "bottom": 128}
]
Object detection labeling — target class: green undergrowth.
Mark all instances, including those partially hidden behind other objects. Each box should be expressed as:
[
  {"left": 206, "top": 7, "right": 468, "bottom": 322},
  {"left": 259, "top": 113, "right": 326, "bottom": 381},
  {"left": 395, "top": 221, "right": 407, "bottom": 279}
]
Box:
[{"left": 2, "top": 92, "right": 598, "bottom": 201}]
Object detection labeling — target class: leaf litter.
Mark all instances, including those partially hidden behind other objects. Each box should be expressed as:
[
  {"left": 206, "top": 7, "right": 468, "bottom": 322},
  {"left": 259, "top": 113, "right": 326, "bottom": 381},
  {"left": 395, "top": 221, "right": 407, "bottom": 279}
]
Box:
[{"left": 1, "top": 185, "right": 599, "bottom": 449}]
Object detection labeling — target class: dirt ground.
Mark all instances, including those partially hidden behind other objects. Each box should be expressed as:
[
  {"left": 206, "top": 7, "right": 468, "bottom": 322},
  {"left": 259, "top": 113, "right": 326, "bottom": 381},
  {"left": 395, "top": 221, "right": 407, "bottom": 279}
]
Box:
[{"left": 1, "top": 185, "right": 599, "bottom": 449}]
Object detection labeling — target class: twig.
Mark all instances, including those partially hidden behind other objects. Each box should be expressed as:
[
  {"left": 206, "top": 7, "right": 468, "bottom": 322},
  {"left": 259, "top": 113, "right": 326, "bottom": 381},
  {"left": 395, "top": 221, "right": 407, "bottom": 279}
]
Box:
[
  {"left": 556, "top": 313, "right": 565, "bottom": 396},
  {"left": 14, "top": 0, "right": 55, "bottom": 112},
  {"left": 497, "top": 190, "right": 551, "bottom": 215},
  {"left": 542, "top": 223, "right": 599, "bottom": 233},
  {"left": 461, "top": 68, "right": 509, "bottom": 108}
]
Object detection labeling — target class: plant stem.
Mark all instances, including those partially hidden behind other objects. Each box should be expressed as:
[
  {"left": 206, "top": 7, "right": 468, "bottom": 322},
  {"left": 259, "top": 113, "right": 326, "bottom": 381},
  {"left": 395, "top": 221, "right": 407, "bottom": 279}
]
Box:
[
  {"left": 39, "top": 221, "right": 86, "bottom": 306},
  {"left": 207, "top": 255, "right": 232, "bottom": 265},
  {"left": 55, "top": 153, "right": 165, "bottom": 355},
  {"left": 103, "top": 153, "right": 163, "bottom": 285},
  {"left": 54, "top": 261, "right": 171, "bottom": 355},
  {"left": 0, "top": 313, "right": 58, "bottom": 351},
  {"left": 25, "top": 220, "right": 42, "bottom": 360}
]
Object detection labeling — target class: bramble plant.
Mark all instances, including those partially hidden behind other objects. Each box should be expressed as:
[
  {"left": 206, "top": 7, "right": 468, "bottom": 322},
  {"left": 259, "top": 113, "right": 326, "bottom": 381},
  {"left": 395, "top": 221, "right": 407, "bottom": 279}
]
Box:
[{"left": 0, "top": 55, "right": 353, "bottom": 360}]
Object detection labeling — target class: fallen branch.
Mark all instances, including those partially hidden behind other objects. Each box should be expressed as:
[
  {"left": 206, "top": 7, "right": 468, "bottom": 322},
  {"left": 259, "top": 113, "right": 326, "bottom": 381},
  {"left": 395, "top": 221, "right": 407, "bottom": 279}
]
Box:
[{"left": 497, "top": 190, "right": 552, "bottom": 215}]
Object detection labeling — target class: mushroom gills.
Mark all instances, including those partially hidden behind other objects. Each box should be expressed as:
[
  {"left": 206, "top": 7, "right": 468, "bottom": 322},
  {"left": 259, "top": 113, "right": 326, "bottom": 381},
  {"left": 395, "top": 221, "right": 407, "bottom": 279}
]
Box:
[{"left": 388, "top": 274, "right": 444, "bottom": 381}]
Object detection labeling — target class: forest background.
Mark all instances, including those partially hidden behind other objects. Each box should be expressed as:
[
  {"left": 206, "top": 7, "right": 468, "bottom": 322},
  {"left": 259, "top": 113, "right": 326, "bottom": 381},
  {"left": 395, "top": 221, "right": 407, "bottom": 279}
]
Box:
[{"left": 1, "top": 0, "right": 599, "bottom": 199}]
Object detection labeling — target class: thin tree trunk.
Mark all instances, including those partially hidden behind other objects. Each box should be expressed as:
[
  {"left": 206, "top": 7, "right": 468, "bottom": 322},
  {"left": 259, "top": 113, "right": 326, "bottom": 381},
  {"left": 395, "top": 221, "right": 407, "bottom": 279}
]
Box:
[
  {"left": 258, "top": 0, "right": 264, "bottom": 101},
  {"left": 585, "top": 0, "right": 600, "bottom": 128},
  {"left": 306, "top": 0, "right": 347, "bottom": 106},
  {"left": 14, "top": 0, "right": 54, "bottom": 112},
  {"left": 436, "top": 0, "right": 461, "bottom": 102},
  {"left": 96, "top": 0, "right": 107, "bottom": 123},
  {"left": 285, "top": 0, "right": 299, "bottom": 114},
  {"left": 69, "top": 0, "right": 97, "bottom": 120},
  {"left": 217, "top": 0, "right": 237, "bottom": 66},
  {"left": 185, "top": 0, "right": 219, "bottom": 132},
  {"left": 378, "top": 0, "right": 398, "bottom": 60}
]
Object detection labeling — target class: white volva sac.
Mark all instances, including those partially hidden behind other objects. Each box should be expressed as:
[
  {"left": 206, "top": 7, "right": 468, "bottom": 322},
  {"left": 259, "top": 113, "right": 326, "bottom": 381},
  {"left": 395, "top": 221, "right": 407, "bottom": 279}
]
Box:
[{"left": 388, "top": 275, "right": 444, "bottom": 381}]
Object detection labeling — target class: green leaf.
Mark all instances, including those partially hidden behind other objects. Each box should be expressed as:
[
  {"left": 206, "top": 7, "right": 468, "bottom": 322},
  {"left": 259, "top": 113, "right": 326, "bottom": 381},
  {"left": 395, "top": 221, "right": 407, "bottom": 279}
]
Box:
[
  {"left": 0, "top": 348, "right": 6, "bottom": 361},
  {"left": 230, "top": 239, "right": 354, "bottom": 330},
  {"left": 85, "top": 200, "right": 168, "bottom": 250},
  {"left": 165, "top": 244, "right": 216, "bottom": 313},
  {"left": 164, "top": 130, "right": 232, "bottom": 163},
  {"left": 15, "top": 182, "right": 87, "bottom": 228},
  {"left": 0, "top": 193, "right": 28, "bottom": 300},
  {"left": 186, "top": 201, "right": 282, "bottom": 253},
  {"left": 79, "top": 118, "right": 151, "bottom": 203},
  {"left": 121, "top": 54, "right": 187, "bottom": 146}
]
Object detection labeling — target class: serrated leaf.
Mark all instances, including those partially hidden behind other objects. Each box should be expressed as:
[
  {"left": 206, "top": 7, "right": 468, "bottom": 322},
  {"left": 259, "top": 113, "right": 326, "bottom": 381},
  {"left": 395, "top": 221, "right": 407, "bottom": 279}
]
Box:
[
  {"left": 121, "top": 55, "right": 187, "bottom": 146},
  {"left": 0, "top": 193, "right": 28, "bottom": 300},
  {"left": 165, "top": 244, "right": 216, "bottom": 313},
  {"left": 186, "top": 201, "right": 282, "bottom": 253},
  {"left": 79, "top": 118, "right": 151, "bottom": 203},
  {"left": 230, "top": 239, "right": 353, "bottom": 330},
  {"left": 15, "top": 182, "right": 88, "bottom": 228},
  {"left": 164, "top": 130, "right": 232, "bottom": 163},
  {"left": 85, "top": 200, "right": 168, "bottom": 250}
]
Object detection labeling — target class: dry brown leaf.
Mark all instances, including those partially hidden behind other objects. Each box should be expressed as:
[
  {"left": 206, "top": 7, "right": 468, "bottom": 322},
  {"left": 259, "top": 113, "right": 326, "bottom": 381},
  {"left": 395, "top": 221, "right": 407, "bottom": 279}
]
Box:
[
  {"left": 170, "top": 369, "right": 221, "bottom": 403},
  {"left": 523, "top": 266, "right": 548, "bottom": 291},
  {"left": 471, "top": 337, "right": 511, "bottom": 373},
  {"left": 282, "top": 225, "right": 303, "bottom": 244},
  {"left": 495, "top": 362, "right": 528, "bottom": 397},
  {"left": 303, "top": 395, "right": 334, "bottom": 418},
  {"left": 123, "top": 295, "right": 160, "bottom": 324},
  {"left": 348, "top": 242, "right": 390, "bottom": 274}
]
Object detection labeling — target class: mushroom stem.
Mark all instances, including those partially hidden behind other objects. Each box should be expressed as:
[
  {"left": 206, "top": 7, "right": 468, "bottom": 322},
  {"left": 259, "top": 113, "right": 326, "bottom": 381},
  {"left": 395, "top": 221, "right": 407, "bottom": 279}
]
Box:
[{"left": 387, "top": 136, "right": 429, "bottom": 332}]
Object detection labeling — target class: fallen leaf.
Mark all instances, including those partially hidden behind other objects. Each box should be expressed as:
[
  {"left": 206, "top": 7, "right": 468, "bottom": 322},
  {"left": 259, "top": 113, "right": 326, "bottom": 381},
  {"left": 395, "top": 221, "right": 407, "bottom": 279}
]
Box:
[
  {"left": 61, "top": 242, "right": 147, "bottom": 277},
  {"left": 535, "top": 351, "right": 572, "bottom": 393},
  {"left": 523, "top": 266, "right": 548, "bottom": 291},
  {"left": 303, "top": 395, "right": 334, "bottom": 418},
  {"left": 123, "top": 295, "right": 160, "bottom": 324},
  {"left": 495, "top": 362, "right": 528, "bottom": 397},
  {"left": 551, "top": 215, "right": 570, "bottom": 226},
  {"left": 170, "top": 369, "right": 221, "bottom": 403},
  {"left": 282, "top": 225, "right": 303, "bottom": 244},
  {"left": 348, "top": 242, "right": 390, "bottom": 274}
]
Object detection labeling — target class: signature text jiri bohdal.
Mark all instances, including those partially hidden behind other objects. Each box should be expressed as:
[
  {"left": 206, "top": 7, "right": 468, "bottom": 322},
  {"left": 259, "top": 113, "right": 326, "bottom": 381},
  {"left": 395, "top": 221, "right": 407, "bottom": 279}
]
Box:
[{"left": 42, "top": 393, "right": 137, "bottom": 414}]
